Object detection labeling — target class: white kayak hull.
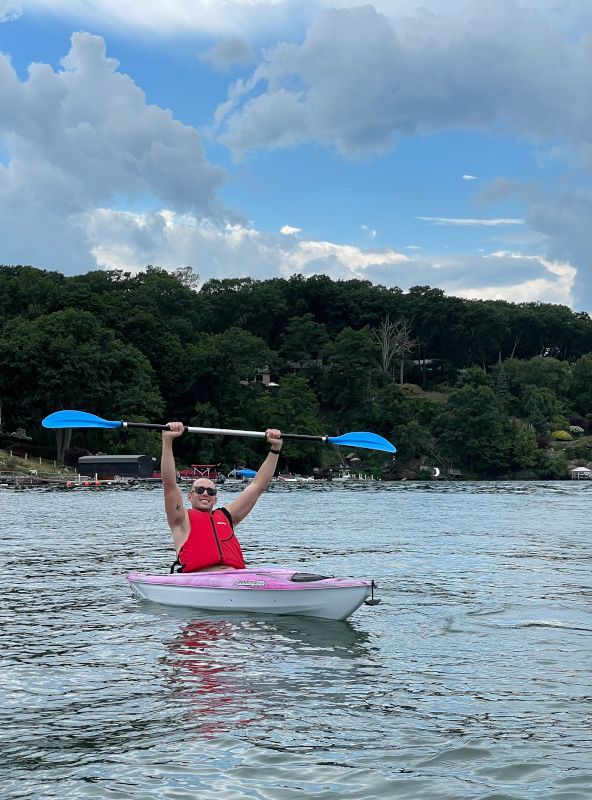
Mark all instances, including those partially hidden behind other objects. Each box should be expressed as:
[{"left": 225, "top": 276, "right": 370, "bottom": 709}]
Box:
[{"left": 127, "top": 568, "right": 373, "bottom": 620}]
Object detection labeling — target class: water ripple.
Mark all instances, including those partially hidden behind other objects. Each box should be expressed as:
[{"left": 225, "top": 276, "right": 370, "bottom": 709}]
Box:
[{"left": 1, "top": 485, "right": 591, "bottom": 799}]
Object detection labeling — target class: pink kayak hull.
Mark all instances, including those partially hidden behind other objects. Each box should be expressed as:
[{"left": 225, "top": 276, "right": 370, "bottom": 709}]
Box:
[{"left": 127, "top": 568, "right": 374, "bottom": 620}]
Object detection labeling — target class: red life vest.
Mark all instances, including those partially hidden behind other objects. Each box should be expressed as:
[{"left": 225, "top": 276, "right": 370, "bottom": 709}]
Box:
[{"left": 176, "top": 507, "right": 246, "bottom": 573}]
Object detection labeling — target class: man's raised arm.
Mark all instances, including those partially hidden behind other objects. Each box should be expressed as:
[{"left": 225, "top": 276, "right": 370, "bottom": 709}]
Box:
[{"left": 161, "top": 422, "right": 186, "bottom": 533}]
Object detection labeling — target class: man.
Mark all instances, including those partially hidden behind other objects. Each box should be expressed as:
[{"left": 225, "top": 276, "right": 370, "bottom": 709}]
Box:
[{"left": 161, "top": 421, "right": 283, "bottom": 573}]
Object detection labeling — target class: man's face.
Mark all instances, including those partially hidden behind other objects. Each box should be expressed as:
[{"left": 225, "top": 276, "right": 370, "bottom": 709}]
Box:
[{"left": 188, "top": 480, "right": 217, "bottom": 509}]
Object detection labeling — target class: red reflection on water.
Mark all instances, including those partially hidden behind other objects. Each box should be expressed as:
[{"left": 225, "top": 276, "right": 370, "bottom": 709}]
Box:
[{"left": 164, "top": 619, "right": 260, "bottom": 736}]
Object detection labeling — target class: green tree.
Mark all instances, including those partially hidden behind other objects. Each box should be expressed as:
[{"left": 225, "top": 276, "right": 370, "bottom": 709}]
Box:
[
  {"left": 321, "top": 326, "right": 377, "bottom": 429},
  {"left": 200, "top": 277, "right": 289, "bottom": 345},
  {"left": 435, "top": 384, "right": 511, "bottom": 475},
  {"left": 184, "top": 402, "right": 223, "bottom": 466},
  {"left": 494, "top": 363, "right": 512, "bottom": 410},
  {"left": 256, "top": 375, "right": 323, "bottom": 471},
  {"left": 120, "top": 310, "right": 188, "bottom": 419},
  {"left": 463, "top": 301, "right": 510, "bottom": 367},
  {"left": 403, "top": 287, "right": 470, "bottom": 377},
  {"left": 510, "top": 422, "right": 539, "bottom": 470},
  {"left": 571, "top": 353, "right": 592, "bottom": 415},
  {"left": 521, "top": 386, "right": 562, "bottom": 433},
  {"left": 507, "top": 356, "right": 571, "bottom": 396},
  {"left": 125, "top": 266, "right": 204, "bottom": 342},
  {"left": 0, "top": 265, "right": 66, "bottom": 322},
  {"left": 279, "top": 314, "right": 329, "bottom": 363},
  {"left": 457, "top": 366, "right": 493, "bottom": 388},
  {"left": 0, "top": 309, "right": 163, "bottom": 461},
  {"left": 174, "top": 266, "right": 200, "bottom": 291},
  {"left": 181, "top": 327, "right": 277, "bottom": 450},
  {"left": 393, "top": 420, "right": 432, "bottom": 462},
  {"left": 533, "top": 449, "right": 569, "bottom": 479}
]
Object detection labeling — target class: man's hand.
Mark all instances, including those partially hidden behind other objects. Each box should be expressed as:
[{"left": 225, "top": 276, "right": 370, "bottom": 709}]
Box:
[
  {"left": 163, "top": 421, "right": 185, "bottom": 440},
  {"left": 265, "top": 428, "right": 283, "bottom": 451}
]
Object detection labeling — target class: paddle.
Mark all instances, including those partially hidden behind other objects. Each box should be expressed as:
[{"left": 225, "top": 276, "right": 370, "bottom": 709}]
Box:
[{"left": 42, "top": 410, "right": 396, "bottom": 453}]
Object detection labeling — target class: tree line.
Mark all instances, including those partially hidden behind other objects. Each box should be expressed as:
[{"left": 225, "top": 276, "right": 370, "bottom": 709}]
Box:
[{"left": 2, "top": 264, "right": 592, "bottom": 478}]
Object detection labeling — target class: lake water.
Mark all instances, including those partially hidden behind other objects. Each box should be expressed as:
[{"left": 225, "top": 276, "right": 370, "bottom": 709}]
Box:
[{"left": 0, "top": 482, "right": 591, "bottom": 800}]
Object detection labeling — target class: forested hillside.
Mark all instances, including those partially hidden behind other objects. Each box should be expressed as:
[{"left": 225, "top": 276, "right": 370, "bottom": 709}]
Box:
[{"left": 2, "top": 264, "right": 592, "bottom": 478}]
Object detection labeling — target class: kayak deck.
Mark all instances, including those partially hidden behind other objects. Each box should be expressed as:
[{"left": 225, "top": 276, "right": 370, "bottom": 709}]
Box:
[{"left": 127, "top": 568, "right": 374, "bottom": 620}]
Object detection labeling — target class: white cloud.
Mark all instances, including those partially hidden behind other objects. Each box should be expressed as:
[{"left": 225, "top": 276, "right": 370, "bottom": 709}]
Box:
[
  {"left": 86, "top": 210, "right": 279, "bottom": 278},
  {"left": 82, "top": 206, "right": 574, "bottom": 306},
  {"left": 214, "top": 2, "right": 592, "bottom": 160},
  {"left": 0, "top": 1, "right": 20, "bottom": 21},
  {"left": 19, "top": 0, "right": 313, "bottom": 37},
  {"left": 527, "top": 191, "right": 592, "bottom": 307},
  {"left": 280, "top": 224, "right": 301, "bottom": 235},
  {"left": 417, "top": 217, "right": 524, "bottom": 227},
  {"left": 86, "top": 208, "right": 411, "bottom": 283},
  {"left": 361, "top": 224, "right": 377, "bottom": 239},
  {"left": 409, "top": 252, "right": 575, "bottom": 305},
  {"left": 452, "top": 255, "right": 575, "bottom": 305},
  {"left": 200, "top": 36, "right": 256, "bottom": 71},
  {"left": 279, "top": 239, "right": 408, "bottom": 280},
  {"left": 15, "top": 0, "right": 590, "bottom": 39},
  {"left": 474, "top": 177, "right": 539, "bottom": 205},
  {"left": 462, "top": 174, "right": 478, "bottom": 180},
  {"left": 0, "top": 32, "right": 227, "bottom": 271}
]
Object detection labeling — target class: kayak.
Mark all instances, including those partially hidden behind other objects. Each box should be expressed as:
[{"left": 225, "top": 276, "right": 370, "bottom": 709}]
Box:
[{"left": 127, "top": 568, "right": 377, "bottom": 620}]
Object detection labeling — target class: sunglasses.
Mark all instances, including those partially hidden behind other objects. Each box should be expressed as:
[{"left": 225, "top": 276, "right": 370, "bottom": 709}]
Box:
[{"left": 192, "top": 486, "right": 217, "bottom": 496}]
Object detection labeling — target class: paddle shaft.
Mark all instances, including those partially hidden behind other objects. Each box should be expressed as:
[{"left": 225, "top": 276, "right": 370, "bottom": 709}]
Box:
[{"left": 124, "top": 421, "right": 327, "bottom": 444}]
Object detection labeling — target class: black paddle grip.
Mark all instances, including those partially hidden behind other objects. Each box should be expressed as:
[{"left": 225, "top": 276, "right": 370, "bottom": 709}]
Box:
[
  {"left": 281, "top": 433, "right": 325, "bottom": 443},
  {"left": 123, "top": 422, "right": 173, "bottom": 431}
]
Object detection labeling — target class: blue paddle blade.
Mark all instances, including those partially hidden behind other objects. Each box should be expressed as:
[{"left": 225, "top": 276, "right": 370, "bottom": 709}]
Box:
[
  {"left": 327, "top": 431, "right": 396, "bottom": 453},
  {"left": 42, "top": 410, "right": 123, "bottom": 429}
]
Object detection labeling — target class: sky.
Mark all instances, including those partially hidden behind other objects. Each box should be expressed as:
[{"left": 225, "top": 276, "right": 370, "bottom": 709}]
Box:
[{"left": 0, "top": 0, "right": 591, "bottom": 309}]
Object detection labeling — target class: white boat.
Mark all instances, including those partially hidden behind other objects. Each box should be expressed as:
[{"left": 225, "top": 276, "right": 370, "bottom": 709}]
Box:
[
  {"left": 331, "top": 470, "right": 375, "bottom": 482},
  {"left": 331, "top": 471, "right": 355, "bottom": 482},
  {"left": 273, "top": 473, "right": 315, "bottom": 483},
  {"left": 127, "top": 568, "right": 376, "bottom": 620}
]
